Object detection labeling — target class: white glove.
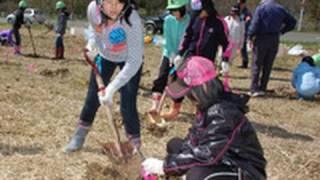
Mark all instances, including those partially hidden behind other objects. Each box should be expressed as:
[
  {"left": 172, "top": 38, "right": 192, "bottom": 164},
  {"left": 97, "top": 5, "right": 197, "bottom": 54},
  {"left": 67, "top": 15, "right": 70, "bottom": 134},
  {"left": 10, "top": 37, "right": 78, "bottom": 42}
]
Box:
[
  {"left": 173, "top": 55, "right": 183, "bottom": 68},
  {"left": 142, "top": 158, "right": 164, "bottom": 175},
  {"left": 98, "top": 85, "right": 116, "bottom": 106},
  {"left": 221, "top": 61, "right": 230, "bottom": 74}
]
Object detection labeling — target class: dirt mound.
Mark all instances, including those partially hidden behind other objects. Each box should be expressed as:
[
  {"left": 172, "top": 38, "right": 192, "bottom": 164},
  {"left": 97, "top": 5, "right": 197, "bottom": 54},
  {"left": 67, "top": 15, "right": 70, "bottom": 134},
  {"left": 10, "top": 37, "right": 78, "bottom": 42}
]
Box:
[
  {"left": 308, "top": 160, "right": 320, "bottom": 179},
  {"left": 146, "top": 123, "right": 168, "bottom": 138},
  {"left": 86, "top": 155, "right": 142, "bottom": 180},
  {"left": 274, "top": 85, "right": 296, "bottom": 98},
  {"left": 86, "top": 162, "right": 122, "bottom": 180}
]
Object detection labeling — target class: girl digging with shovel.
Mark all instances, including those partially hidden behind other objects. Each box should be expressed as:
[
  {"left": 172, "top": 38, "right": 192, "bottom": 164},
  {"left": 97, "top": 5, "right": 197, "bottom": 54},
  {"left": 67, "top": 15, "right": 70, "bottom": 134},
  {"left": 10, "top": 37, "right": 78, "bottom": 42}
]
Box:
[{"left": 64, "top": 0, "right": 144, "bottom": 157}]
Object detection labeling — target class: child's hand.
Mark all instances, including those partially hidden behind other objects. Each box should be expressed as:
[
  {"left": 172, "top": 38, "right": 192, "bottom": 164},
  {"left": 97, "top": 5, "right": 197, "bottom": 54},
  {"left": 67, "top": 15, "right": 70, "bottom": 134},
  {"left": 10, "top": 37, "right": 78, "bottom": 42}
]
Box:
[
  {"left": 248, "top": 40, "right": 254, "bottom": 49},
  {"left": 221, "top": 61, "right": 230, "bottom": 75},
  {"left": 173, "top": 55, "right": 183, "bottom": 68}
]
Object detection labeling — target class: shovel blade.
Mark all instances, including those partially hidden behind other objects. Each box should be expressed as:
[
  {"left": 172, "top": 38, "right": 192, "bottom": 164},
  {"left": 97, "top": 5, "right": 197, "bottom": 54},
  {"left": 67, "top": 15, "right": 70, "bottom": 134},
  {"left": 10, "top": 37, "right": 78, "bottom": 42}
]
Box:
[{"left": 102, "top": 141, "right": 135, "bottom": 158}]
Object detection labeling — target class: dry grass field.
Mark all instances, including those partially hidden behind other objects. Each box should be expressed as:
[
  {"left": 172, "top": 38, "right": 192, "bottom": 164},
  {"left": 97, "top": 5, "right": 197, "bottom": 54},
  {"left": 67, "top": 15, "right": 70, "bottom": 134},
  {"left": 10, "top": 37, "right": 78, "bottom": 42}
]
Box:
[{"left": 0, "top": 25, "right": 320, "bottom": 180}]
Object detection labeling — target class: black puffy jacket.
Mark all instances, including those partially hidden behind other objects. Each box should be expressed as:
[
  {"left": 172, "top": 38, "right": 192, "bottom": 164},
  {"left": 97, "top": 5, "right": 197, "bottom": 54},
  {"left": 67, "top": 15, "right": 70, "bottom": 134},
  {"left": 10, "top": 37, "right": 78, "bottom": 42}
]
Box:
[{"left": 163, "top": 93, "right": 267, "bottom": 180}]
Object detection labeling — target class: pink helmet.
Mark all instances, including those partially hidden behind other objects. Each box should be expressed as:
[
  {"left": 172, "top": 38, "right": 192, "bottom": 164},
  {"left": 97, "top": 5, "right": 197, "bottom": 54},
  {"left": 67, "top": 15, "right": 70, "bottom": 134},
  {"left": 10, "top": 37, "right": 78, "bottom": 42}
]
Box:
[{"left": 165, "top": 56, "right": 218, "bottom": 99}]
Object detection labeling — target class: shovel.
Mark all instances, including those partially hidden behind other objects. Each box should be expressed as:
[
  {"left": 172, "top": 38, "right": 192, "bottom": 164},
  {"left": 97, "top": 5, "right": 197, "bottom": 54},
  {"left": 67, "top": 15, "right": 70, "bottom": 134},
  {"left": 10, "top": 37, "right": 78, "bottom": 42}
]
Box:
[
  {"left": 26, "top": 26, "right": 39, "bottom": 57},
  {"left": 147, "top": 92, "right": 167, "bottom": 127},
  {"left": 83, "top": 49, "right": 124, "bottom": 158},
  {"left": 147, "top": 63, "right": 176, "bottom": 127}
]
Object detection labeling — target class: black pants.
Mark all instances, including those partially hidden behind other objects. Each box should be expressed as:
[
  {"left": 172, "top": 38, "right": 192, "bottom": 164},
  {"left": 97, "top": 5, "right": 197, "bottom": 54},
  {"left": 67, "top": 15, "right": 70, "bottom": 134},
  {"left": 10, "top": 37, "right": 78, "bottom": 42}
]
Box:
[
  {"left": 241, "top": 38, "right": 249, "bottom": 67},
  {"left": 152, "top": 56, "right": 183, "bottom": 103},
  {"left": 12, "top": 28, "right": 21, "bottom": 46},
  {"left": 250, "top": 35, "right": 279, "bottom": 92},
  {"left": 166, "top": 138, "right": 241, "bottom": 180}
]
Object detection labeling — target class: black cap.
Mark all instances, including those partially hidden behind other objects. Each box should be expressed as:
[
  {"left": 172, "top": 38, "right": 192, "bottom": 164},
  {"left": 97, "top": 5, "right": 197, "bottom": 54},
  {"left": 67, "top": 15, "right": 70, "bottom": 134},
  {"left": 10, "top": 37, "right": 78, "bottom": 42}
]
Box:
[{"left": 302, "top": 56, "right": 315, "bottom": 67}]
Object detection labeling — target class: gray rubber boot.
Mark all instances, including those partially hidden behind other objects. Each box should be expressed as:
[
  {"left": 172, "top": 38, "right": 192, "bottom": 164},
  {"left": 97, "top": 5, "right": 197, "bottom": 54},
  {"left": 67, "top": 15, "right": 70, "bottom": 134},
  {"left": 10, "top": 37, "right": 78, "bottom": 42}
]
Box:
[{"left": 63, "top": 125, "right": 90, "bottom": 153}]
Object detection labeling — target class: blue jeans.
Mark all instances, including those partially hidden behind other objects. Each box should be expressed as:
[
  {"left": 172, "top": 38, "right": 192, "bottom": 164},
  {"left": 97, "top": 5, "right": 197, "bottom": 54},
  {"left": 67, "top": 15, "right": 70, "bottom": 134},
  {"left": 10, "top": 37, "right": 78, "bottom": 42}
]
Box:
[
  {"left": 55, "top": 34, "right": 64, "bottom": 48},
  {"left": 80, "top": 55, "right": 142, "bottom": 138}
]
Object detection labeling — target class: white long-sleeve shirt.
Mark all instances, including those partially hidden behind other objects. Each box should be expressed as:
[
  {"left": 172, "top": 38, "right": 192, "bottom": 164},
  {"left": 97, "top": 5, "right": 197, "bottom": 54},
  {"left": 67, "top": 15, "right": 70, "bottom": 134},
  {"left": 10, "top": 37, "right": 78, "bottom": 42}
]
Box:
[
  {"left": 86, "top": 1, "right": 144, "bottom": 92},
  {"left": 224, "top": 15, "right": 245, "bottom": 60}
]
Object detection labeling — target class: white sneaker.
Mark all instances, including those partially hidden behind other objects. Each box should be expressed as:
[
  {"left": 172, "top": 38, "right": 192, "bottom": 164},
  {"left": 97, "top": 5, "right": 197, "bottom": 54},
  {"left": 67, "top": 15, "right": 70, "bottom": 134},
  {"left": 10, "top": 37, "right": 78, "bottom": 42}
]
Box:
[{"left": 247, "top": 91, "right": 265, "bottom": 97}]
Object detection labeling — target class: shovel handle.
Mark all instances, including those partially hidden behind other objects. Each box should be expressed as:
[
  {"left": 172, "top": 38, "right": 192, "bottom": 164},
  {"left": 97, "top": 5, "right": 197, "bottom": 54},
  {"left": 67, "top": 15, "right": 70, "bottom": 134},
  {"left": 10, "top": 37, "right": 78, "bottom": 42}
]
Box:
[
  {"left": 83, "top": 49, "right": 124, "bottom": 157},
  {"left": 27, "top": 27, "right": 37, "bottom": 56},
  {"left": 157, "top": 92, "right": 166, "bottom": 114},
  {"left": 83, "top": 49, "right": 105, "bottom": 90},
  {"left": 105, "top": 104, "right": 124, "bottom": 157}
]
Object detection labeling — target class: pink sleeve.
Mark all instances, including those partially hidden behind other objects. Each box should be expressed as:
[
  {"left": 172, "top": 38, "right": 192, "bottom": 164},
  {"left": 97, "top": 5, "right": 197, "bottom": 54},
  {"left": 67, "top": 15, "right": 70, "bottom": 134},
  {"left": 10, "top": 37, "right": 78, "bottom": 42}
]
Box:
[{"left": 217, "top": 16, "right": 233, "bottom": 59}]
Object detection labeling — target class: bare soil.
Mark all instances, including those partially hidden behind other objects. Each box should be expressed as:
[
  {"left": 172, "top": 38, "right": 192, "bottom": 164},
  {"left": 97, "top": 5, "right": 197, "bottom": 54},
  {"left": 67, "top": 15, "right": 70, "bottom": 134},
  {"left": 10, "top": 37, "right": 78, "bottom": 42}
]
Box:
[{"left": 0, "top": 26, "right": 319, "bottom": 180}]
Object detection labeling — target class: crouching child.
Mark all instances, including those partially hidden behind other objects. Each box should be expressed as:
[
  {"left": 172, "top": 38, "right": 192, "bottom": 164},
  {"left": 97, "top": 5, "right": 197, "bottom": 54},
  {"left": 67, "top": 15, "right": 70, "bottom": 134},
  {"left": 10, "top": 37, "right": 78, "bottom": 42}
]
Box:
[
  {"left": 292, "top": 56, "right": 320, "bottom": 100},
  {"left": 0, "top": 29, "right": 14, "bottom": 46},
  {"left": 142, "top": 56, "right": 267, "bottom": 180}
]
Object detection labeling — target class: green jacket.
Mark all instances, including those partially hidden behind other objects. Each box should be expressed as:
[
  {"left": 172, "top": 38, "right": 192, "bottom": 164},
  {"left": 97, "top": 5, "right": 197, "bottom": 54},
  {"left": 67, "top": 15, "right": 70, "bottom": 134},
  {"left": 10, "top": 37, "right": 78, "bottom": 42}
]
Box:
[{"left": 163, "top": 14, "right": 190, "bottom": 59}]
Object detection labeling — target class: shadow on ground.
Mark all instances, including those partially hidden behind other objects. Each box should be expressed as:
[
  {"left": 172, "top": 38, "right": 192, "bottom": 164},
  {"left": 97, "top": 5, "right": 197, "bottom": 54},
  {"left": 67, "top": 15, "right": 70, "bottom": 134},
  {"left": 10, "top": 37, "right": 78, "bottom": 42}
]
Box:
[
  {"left": 252, "top": 122, "right": 314, "bottom": 142},
  {"left": 0, "top": 143, "right": 43, "bottom": 156},
  {"left": 177, "top": 111, "right": 314, "bottom": 142},
  {"left": 272, "top": 66, "right": 293, "bottom": 73}
]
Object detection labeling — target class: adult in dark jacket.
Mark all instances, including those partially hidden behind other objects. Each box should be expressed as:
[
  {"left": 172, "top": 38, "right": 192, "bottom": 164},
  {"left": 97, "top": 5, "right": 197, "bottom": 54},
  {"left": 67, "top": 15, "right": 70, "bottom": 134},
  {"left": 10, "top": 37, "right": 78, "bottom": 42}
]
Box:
[
  {"left": 142, "top": 56, "right": 267, "bottom": 180},
  {"left": 53, "top": 1, "right": 69, "bottom": 60},
  {"left": 247, "top": 0, "right": 296, "bottom": 96},
  {"left": 238, "top": 0, "right": 252, "bottom": 68},
  {"left": 12, "top": 0, "right": 28, "bottom": 55}
]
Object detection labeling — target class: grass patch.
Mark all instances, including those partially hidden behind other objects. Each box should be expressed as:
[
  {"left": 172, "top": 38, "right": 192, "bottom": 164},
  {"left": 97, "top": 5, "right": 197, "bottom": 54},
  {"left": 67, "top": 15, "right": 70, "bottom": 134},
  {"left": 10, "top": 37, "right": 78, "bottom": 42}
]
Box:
[{"left": 281, "top": 40, "right": 320, "bottom": 50}]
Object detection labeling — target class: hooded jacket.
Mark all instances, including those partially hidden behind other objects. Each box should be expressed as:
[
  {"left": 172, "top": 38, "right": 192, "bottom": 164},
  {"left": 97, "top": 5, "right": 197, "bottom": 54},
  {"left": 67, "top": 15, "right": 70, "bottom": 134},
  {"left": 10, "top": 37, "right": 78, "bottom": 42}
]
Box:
[
  {"left": 163, "top": 92, "right": 267, "bottom": 180},
  {"left": 0, "top": 29, "right": 14, "bottom": 46},
  {"left": 178, "top": 0, "right": 230, "bottom": 61},
  {"left": 292, "top": 62, "right": 320, "bottom": 98},
  {"left": 178, "top": 0, "right": 231, "bottom": 61}
]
